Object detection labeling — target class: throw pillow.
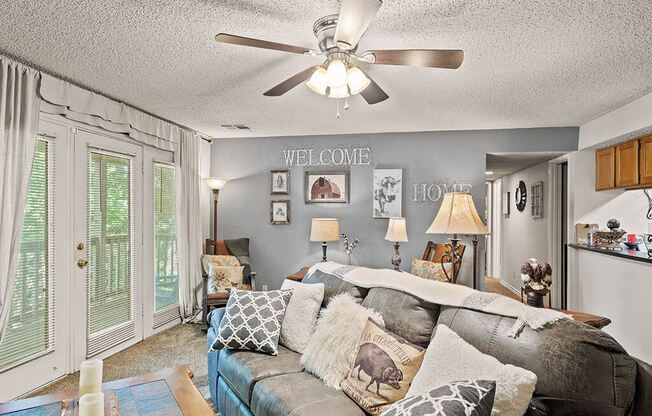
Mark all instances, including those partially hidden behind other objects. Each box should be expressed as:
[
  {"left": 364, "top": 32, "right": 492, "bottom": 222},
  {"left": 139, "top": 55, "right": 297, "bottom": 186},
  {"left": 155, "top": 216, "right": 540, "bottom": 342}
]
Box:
[
  {"left": 210, "top": 289, "right": 292, "bottom": 356},
  {"left": 207, "top": 265, "right": 245, "bottom": 294},
  {"left": 381, "top": 380, "right": 496, "bottom": 416},
  {"left": 301, "top": 293, "right": 385, "bottom": 389},
  {"left": 409, "top": 325, "right": 537, "bottom": 416},
  {"left": 411, "top": 259, "right": 453, "bottom": 282},
  {"left": 278, "top": 279, "right": 325, "bottom": 354},
  {"left": 341, "top": 318, "right": 426, "bottom": 415},
  {"left": 201, "top": 254, "right": 240, "bottom": 273}
]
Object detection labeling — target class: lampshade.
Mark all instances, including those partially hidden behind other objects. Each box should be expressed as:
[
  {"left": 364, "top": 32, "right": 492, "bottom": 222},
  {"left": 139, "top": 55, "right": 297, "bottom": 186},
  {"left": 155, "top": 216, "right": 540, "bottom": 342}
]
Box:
[
  {"left": 326, "top": 59, "right": 347, "bottom": 88},
  {"left": 426, "top": 192, "right": 490, "bottom": 235},
  {"left": 385, "top": 217, "right": 408, "bottom": 242},
  {"left": 310, "top": 218, "right": 340, "bottom": 242},
  {"left": 307, "top": 67, "right": 328, "bottom": 95},
  {"left": 346, "top": 67, "right": 370, "bottom": 95},
  {"left": 204, "top": 177, "right": 229, "bottom": 190},
  {"left": 328, "top": 85, "right": 350, "bottom": 99}
]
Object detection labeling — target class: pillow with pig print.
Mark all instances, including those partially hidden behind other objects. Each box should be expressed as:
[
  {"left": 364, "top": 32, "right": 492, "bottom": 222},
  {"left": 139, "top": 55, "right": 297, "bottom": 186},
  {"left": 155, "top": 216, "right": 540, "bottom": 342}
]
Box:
[{"left": 341, "top": 318, "right": 426, "bottom": 415}]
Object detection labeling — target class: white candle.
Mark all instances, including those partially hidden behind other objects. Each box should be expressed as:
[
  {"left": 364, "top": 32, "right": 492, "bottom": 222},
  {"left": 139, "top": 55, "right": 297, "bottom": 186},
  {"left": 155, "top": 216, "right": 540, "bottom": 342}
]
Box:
[
  {"left": 79, "top": 359, "right": 103, "bottom": 398},
  {"left": 79, "top": 392, "right": 104, "bottom": 416}
]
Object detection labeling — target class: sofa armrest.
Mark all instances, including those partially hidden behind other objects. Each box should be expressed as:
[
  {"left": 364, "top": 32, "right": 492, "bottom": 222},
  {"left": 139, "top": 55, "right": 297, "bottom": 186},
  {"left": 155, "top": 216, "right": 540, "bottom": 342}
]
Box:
[{"left": 633, "top": 357, "right": 652, "bottom": 416}]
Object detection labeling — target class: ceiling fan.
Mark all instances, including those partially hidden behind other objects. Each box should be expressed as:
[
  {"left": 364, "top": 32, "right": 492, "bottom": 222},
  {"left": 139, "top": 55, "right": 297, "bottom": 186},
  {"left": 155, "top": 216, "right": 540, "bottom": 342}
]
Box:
[{"left": 215, "top": 0, "right": 463, "bottom": 108}]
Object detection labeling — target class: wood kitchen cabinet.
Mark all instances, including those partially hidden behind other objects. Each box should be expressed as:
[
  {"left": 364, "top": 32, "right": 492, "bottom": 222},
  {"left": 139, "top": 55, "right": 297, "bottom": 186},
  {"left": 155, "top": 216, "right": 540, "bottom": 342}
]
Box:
[
  {"left": 615, "top": 140, "right": 639, "bottom": 188},
  {"left": 640, "top": 134, "right": 652, "bottom": 185},
  {"left": 595, "top": 146, "right": 615, "bottom": 190}
]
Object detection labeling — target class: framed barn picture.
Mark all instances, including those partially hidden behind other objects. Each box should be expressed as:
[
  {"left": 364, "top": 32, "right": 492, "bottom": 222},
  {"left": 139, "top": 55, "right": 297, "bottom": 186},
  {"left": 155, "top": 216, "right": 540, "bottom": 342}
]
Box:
[
  {"left": 373, "top": 168, "right": 402, "bottom": 218},
  {"left": 304, "top": 171, "right": 349, "bottom": 204},
  {"left": 271, "top": 169, "right": 290, "bottom": 194},
  {"left": 270, "top": 200, "right": 290, "bottom": 224}
]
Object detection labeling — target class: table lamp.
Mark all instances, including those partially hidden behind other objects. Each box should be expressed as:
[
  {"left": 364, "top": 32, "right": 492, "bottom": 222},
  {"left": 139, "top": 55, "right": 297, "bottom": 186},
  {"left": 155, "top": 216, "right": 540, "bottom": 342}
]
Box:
[
  {"left": 426, "top": 192, "right": 489, "bottom": 288},
  {"left": 310, "top": 218, "right": 340, "bottom": 261},
  {"left": 385, "top": 217, "right": 408, "bottom": 270},
  {"left": 204, "top": 177, "right": 229, "bottom": 241}
]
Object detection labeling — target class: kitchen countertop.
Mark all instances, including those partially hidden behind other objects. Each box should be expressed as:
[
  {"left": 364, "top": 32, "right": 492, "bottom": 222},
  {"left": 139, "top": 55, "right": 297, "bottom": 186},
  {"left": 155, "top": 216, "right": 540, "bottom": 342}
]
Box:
[{"left": 569, "top": 243, "right": 652, "bottom": 264}]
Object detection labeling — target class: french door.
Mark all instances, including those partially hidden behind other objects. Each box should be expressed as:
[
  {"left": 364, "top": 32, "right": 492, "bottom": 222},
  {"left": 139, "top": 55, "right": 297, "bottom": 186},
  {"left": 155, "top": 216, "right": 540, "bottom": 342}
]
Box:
[{"left": 73, "top": 130, "right": 143, "bottom": 363}]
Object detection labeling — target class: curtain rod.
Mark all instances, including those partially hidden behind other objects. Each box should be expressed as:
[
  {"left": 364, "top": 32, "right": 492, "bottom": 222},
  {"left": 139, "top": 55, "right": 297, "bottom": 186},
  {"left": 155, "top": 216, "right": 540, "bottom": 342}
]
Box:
[{"left": 1, "top": 51, "right": 213, "bottom": 143}]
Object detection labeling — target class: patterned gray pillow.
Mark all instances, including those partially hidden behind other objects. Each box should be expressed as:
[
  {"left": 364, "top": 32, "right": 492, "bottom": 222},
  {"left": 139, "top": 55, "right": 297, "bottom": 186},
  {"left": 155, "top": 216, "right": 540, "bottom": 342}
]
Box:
[
  {"left": 381, "top": 380, "right": 496, "bottom": 416},
  {"left": 210, "top": 289, "right": 292, "bottom": 356}
]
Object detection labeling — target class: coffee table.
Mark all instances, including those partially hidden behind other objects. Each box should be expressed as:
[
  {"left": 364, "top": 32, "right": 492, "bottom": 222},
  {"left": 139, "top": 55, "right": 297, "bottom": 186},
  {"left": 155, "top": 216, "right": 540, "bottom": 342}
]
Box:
[{"left": 0, "top": 365, "right": 214, "bottom": 415}]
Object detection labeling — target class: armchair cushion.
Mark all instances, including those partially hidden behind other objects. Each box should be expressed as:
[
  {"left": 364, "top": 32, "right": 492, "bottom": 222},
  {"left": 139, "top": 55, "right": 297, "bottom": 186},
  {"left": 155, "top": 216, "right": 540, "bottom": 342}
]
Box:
[
  {"left": 207, "top": 265, "right": 246, "bottom": 294},
  {"left": 202, "top": 254, "right": 241, "bottom": 273}
]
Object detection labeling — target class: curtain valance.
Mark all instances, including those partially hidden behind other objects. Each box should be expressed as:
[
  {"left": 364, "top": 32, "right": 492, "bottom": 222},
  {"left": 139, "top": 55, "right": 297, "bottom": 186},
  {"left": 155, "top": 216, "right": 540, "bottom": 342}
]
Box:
[{"left": 39, "top": 73, "right": 183, "bottom": 151}]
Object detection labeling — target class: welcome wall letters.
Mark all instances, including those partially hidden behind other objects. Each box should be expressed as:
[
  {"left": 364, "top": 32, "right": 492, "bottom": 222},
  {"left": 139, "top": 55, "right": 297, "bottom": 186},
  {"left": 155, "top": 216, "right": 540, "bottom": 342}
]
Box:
[{"left": 283, "top": 146, "right": 372, "bottom": 167}]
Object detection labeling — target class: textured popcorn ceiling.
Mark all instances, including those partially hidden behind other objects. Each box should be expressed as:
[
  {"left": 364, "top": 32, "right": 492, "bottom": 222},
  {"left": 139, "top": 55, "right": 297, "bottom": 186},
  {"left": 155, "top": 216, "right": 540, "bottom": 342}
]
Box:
[{"left": 1, "top": 0, "right": 651, "bottom": 138}]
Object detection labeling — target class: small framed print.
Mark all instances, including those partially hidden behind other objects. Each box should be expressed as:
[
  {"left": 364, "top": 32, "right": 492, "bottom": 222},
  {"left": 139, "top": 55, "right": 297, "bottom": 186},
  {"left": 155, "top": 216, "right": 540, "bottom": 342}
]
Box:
[
  {"left": 305, "top": 171, "right": 349, "bottom": 204},
  {"left": 271, "top": 200, "right": 290, "bottom": 225},
  {"left": 271, "top": 170, "right": 290, "bottom": 194}
]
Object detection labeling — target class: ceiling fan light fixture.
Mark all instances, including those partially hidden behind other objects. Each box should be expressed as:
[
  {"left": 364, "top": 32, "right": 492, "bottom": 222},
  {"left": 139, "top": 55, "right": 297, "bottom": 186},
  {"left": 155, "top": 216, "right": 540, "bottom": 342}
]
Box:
[
  {"left": 306, "top": 67, "right": 328, "bottom": 95},
  {"left": 328, "top": 85, "right": 350, "bottom": 99},
  {"left": 346, "top": 66, "right": 370, "bottom": 94},
  {"left": 326, "top": 59, "right": 348, "bottom": 88}
]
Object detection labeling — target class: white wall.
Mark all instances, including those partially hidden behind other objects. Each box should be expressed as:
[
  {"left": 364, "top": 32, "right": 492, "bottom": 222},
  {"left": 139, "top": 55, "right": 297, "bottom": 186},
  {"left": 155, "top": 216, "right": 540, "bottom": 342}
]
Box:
[
  {"left": 579, "top": 91, "right": 652, "bottom": 149},
  {"left": 568, "top": 92, "right": 652, "bottom": 362},
  {"left": 500, "top": 162, "right": 551, "bottom": 291}
]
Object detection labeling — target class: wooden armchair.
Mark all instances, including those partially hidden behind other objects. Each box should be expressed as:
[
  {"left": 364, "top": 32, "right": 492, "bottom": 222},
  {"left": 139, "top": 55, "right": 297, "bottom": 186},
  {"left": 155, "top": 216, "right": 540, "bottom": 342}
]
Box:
[
  {"left": 201, "top": 238, "right": 256, "bottom": 331},
  {"left": 422, "top": 241, "right": 466, "bottom": 284}
]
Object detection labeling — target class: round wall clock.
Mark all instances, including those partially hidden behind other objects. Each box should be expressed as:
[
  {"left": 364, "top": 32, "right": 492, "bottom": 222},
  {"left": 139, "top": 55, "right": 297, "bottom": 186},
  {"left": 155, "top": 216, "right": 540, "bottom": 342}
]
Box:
[{"left": 515, "top": 181, "right": 527, "bottom": 211}]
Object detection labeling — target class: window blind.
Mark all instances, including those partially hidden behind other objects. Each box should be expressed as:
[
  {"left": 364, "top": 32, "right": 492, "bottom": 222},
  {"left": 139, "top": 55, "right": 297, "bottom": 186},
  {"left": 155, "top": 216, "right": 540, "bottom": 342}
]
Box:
[
  {"left": 86, "top": 151, "right": 135, "bottom": 357},
  {"left": 0, "top": 139, "right": 54, "bottom": 371},
  {"left": 153, "top": 164, "right": 179, "bottom": 325}
]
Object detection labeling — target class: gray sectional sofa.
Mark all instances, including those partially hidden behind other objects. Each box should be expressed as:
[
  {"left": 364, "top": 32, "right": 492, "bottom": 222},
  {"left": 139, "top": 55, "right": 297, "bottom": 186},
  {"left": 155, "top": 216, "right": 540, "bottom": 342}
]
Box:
[{"left": 207, "top": 270, "right": 652, "bottom": 416}]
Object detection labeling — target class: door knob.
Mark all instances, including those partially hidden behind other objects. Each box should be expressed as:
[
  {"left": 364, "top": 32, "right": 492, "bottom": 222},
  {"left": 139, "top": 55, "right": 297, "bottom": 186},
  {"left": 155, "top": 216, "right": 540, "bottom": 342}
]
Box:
[{"left": 77, "top": 259, "right": 89, "bottom": 269}]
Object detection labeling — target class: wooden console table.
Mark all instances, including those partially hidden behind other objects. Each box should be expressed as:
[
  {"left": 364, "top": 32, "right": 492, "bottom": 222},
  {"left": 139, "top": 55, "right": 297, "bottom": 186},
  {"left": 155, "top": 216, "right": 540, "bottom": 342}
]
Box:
[
  {"left": 285, "top": 267, "right": 611, "bottom": 329},
  {"left": 0, "top": 365, "right": 214, "bottom": 415}
]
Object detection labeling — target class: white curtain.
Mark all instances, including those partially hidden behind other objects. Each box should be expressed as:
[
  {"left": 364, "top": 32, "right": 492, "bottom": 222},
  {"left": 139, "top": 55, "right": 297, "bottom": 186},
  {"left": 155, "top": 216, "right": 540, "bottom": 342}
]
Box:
[
  {"left": 0, "top": 58, "right": 41, "bottom": 341},
  {"left": 39, "top": 73, "right": 180, "bottom": 152},
  {"left": 176, "top": 130, "right": 203, "bottom": 321}
]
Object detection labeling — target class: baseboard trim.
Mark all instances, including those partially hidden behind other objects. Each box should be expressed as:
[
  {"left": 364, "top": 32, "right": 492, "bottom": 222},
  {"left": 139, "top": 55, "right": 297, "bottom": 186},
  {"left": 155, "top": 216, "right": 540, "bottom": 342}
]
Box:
[{"left": 500, "top": 280, "right": 521, "bottom": 296}]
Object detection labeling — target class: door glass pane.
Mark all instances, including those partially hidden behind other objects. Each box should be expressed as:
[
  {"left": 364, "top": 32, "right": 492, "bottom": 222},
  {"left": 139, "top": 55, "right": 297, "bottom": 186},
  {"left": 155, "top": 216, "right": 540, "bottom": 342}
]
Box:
[
  {"left": 154, "top": 165, "right": 178, "bottom": 310},
  {"left": 0, "top": 140, "right": 52, "bottom": 369},
  {"left": 88, "top": 152, "right": 132, "bottom": 335}
]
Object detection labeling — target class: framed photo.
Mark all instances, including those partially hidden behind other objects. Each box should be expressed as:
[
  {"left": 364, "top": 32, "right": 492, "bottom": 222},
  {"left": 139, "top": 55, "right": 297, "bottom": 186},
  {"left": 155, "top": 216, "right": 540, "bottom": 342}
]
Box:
[
  {"left": 373, "top": 168, "right": 402, "bottom": 218},
  {"left": 531, "top": 181, "right": 543, "bottom": 219},
  {"left": 270, "top": 200, "right": 290, "bottom": 224},
  {"left": 305, "top": 171, "right": 349, "bottom": 203},
  {"left": 502, "top": 191, "right": 510, "bottom": 217},
  {"left": 271, "top": 169, "right": 289, "bottom": 194}
]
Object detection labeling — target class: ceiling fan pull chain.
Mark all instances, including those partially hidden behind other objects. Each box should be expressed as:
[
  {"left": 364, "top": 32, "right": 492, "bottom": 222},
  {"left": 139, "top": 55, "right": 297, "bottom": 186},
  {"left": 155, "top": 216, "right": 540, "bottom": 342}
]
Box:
[
  {"left": 336, "top": 98, "right": 341, "bottom": 119},
  {"left": 344, "top": 96, "right": 350, "bottom": 111}
]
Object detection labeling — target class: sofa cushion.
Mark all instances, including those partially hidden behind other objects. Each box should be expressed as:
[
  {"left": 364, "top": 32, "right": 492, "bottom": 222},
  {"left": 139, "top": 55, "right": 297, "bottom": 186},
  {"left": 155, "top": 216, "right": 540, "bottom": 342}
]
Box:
[
  {"left": 361, "top": 287, "right": 440, "bottom": 348},
  {"left": 218, "top": 345, "right": 304, "bottom": 405},
  {"left": 302, "top": 270, "right": 368, "bottom": 307},
  {"left": 251, "top": 372, "right": 366, "bottom": 416},
  {"left": 436, "top": 306, "right": 637, "bottom": 414}
]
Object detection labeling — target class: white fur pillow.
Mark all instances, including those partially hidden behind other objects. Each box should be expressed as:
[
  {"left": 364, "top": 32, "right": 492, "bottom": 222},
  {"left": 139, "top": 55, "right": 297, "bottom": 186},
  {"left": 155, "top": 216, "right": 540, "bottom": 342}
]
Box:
[
  {"left": 409, "top": 325, "right": 537, "bottom": 416},
  {"left": 279, "top": 279, "right": 325, "bottom": 353},
  {"left": 301, "top": 293, "right": 385, "bottom": 389}
]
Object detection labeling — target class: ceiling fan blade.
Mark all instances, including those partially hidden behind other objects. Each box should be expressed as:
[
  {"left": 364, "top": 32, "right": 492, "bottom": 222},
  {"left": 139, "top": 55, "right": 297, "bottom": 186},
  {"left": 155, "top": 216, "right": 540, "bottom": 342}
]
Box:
[
  {"left": 334, "top": 0, "right": 382, "bottom": 50},
  {"left": 263, "top": 66, "right": 320, "bottom": 97},
  {"left": 358, "top": 69, "right": 389, "bottom": 105},
  {"left": 215, "top": 33, "right": 316, "bottom": 55},
  {"left": 365, "top": 49, "right": 464, "bottom": 69}
]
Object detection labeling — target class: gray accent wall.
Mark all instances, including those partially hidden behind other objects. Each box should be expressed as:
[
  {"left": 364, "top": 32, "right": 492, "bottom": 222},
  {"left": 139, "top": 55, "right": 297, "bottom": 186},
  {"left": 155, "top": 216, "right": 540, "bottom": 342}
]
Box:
[{"left": 211, "top": 128, "right": 578, "bottom": 290}]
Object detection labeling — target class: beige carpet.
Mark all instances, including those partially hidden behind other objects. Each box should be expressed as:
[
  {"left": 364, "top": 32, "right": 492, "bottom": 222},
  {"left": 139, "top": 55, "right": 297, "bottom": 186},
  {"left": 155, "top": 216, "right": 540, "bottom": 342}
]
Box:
[
  {"left": 31, "top": 323, "right": 209, "bottom": 399},
  {"left": 484, "top": 276, "right": 521, "bottom": 301}
]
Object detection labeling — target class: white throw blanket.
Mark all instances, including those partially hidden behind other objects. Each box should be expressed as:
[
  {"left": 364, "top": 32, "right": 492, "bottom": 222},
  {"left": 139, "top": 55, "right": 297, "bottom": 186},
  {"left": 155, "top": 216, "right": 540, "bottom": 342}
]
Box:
[{"left": 306, "top": 262, "right": 571, "bottom": 338}]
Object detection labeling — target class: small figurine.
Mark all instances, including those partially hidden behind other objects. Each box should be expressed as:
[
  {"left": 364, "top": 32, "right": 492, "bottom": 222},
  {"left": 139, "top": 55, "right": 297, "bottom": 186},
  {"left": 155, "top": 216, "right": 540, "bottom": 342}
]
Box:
[
  {"left": 607, "top": 218, "right": 620, "bottom": 232},
  {"left": 520, "top": 258, "right": 552, "bottom": 307}
]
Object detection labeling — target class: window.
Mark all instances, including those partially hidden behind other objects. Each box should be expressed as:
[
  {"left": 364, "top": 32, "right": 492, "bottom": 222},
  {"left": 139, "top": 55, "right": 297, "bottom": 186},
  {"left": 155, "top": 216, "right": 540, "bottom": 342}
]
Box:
[
  {"left": 153, "top": 164, "right": 178, "bottom": 311},
  {"left": 0, "top": 139, "right": 53, "bottom": 370}
]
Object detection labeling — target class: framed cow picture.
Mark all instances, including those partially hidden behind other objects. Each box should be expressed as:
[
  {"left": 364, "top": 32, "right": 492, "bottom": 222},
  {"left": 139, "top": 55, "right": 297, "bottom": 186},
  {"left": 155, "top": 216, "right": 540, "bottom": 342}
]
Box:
[
  {"left": 304, "top": 171, "right": 349, "bottom": 204},
  {"left": 373, "top": 169, "right": 402, "bottom": 218}
]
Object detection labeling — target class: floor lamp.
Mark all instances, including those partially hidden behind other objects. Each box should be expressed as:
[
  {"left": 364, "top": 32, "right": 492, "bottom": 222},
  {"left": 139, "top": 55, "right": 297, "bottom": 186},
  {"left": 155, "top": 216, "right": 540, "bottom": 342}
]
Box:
[
  {"left": 426, "top": 192, "right": 490, "bottom": 288},
  {"left": 204, "top": 177, "right": 229, "bottom": 242}
]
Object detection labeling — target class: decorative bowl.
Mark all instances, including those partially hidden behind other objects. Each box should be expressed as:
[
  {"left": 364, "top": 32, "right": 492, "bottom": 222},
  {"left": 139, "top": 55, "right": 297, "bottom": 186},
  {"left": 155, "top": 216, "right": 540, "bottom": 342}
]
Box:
[{"left": 596, "top": 230, "right": 626, "bottom": 249}]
